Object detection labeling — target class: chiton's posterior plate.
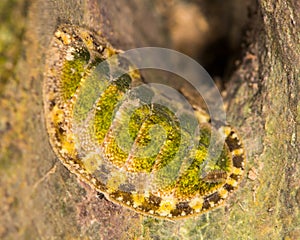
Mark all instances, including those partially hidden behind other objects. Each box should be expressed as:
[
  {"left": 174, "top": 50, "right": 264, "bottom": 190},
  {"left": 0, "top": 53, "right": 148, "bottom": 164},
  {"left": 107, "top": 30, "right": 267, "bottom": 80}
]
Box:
[{"left": 43, "top": 24, "right": 245, "bottom": 219}]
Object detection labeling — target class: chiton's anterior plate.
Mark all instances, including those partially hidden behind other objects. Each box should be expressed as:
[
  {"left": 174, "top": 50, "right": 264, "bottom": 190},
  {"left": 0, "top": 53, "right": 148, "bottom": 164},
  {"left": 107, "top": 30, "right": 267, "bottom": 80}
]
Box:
[{"left": 43, "top": 24, "right": 245, "bottom": 219}]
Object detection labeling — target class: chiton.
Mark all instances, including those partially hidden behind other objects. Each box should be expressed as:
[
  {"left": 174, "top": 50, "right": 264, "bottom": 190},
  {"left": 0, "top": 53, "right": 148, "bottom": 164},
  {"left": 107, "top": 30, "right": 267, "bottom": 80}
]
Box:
[{"left": 43, "top": 24, "right": 245, "bottom": 219}]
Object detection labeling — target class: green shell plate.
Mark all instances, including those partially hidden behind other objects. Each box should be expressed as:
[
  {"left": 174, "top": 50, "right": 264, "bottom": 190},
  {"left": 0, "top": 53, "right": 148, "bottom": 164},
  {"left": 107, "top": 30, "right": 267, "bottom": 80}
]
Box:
[{"left": 43, "top": 24, "right": 245, "bottom": 219}]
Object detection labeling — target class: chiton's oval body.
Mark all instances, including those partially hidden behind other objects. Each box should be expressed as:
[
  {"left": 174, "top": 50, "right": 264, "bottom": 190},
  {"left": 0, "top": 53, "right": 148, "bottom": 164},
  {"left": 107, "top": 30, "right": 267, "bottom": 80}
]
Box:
[{"left": 43, "top": 24, "right": 245, "bottom": 219}]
